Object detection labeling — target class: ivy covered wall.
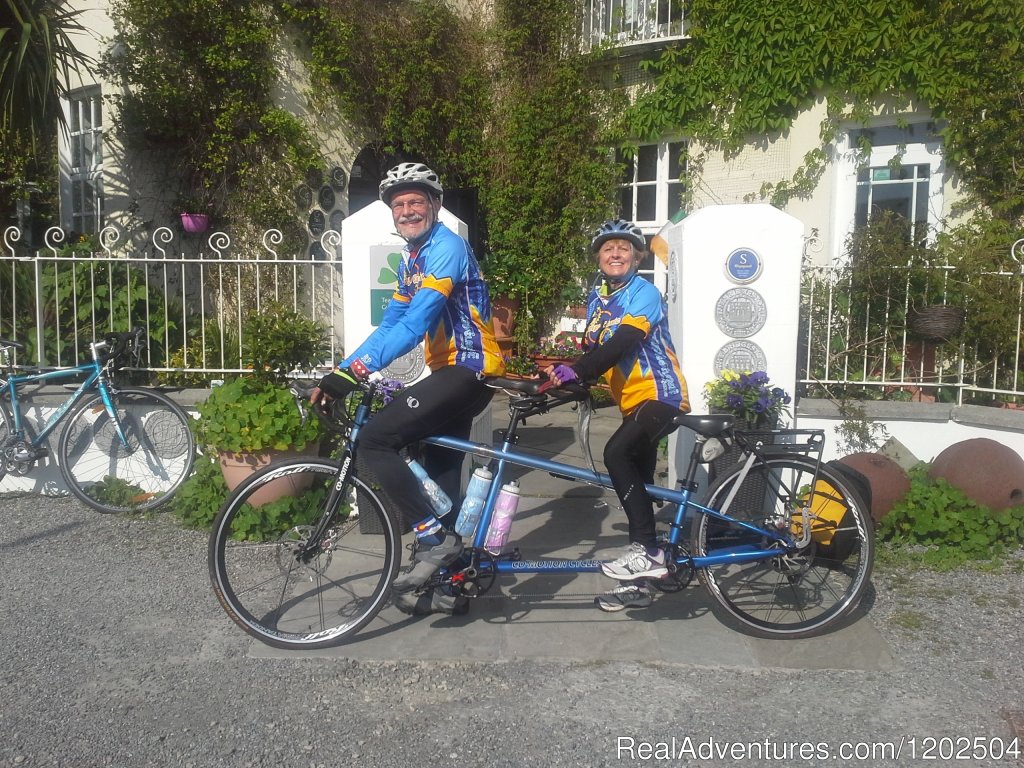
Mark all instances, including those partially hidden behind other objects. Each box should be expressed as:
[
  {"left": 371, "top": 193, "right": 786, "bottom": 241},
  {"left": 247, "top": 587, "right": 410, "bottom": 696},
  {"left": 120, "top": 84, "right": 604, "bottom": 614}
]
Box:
[{"left": 623, "top": 0, "right": 1024, "bottom": 249}]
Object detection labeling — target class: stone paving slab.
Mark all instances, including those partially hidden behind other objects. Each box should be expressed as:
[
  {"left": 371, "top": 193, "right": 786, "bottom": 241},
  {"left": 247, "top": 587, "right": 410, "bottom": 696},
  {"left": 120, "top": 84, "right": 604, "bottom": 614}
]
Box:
[{"left": 250, "top": 494, "right": 897, "bottom": 671}]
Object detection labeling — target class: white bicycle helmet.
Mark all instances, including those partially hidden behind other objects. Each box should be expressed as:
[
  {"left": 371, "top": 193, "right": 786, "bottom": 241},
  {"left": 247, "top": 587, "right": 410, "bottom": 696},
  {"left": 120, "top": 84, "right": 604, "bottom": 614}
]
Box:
[
  {"left": 591, "top": 219, "right": 646, "bottom": 252},
  {"left": 379, "top": 162, "right": 444, "bottom": 205}
]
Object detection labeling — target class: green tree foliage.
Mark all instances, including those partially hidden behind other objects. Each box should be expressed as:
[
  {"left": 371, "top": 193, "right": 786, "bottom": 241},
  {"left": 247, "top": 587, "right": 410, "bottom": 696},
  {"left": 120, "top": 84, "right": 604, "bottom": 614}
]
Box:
[
  {"left": 280, "top": 0, "right": 621, "bottom": 343},
  {"left": 278, "top": 0, "right": 489, "bottom": 189},
  {"left": 0, "top": 0, "right": 90, "bottom": 228},
  {"left": 0, "top": 0, "right": 91, "bottom": 142},
  {"left": 482, "top": 0, "right": 622, "bottom": 343}
]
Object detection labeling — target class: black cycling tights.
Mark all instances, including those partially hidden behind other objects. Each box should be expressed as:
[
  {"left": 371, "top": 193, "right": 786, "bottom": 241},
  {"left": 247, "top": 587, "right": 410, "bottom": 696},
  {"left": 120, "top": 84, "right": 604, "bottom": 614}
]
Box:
[
  {"left": 603, "top": 400, "right": 681, "bottom": 549},
  {"left": 356, "top": 365, "right": 493, "bottom": 531}
]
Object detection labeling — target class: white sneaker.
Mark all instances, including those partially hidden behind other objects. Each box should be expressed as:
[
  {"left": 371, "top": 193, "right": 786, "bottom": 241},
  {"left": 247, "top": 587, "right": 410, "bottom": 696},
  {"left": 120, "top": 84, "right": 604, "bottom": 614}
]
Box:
[
  {"left": 601, "top": 542, "right": 668, "bottom": 580},
  {"left": 595, "top": 582, "right": 654, "bottom": 612}
]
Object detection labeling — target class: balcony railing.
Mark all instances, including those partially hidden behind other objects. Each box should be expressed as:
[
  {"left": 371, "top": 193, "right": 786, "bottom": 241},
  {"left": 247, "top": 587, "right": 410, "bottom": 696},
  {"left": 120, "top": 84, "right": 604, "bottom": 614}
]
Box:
[{"left": 579, "top": 0, "right": 687, "bottom": 53}]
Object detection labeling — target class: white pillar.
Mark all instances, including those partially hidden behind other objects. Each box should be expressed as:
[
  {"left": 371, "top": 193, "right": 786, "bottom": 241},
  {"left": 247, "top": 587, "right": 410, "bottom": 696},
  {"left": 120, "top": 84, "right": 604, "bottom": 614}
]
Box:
[{"left": 666, "top": 204, "right": 805, "bottom": 488}]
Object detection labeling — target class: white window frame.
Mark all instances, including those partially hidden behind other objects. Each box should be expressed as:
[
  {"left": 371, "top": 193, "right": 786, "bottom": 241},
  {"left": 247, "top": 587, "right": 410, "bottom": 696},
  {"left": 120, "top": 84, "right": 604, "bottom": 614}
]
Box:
[
  {"left": 618, "top": 139, "right": 686, "bottom": 294},
  {"left": 59, "top": 86, "right": 105, "bottom": 234},
  {"left": 832, "top": 116, "right": 943, "bottom": 264}
]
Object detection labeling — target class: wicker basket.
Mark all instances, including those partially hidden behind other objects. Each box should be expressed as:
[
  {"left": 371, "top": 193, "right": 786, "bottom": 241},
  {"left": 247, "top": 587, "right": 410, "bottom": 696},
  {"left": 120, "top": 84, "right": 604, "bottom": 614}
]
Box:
[{"left": 907, "top": 305, "right": 965, "bottom": 342}]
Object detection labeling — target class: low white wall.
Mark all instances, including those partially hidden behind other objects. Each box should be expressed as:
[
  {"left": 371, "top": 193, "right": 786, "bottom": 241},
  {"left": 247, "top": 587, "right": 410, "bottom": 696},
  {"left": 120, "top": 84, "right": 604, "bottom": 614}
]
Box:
[{"left": 796, "top": 399, "right": 1024, "bottom": 464}]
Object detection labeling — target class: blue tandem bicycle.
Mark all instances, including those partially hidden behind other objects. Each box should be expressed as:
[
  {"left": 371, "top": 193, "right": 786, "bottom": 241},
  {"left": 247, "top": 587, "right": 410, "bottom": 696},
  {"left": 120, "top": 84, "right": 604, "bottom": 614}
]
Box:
[{"left": 208, "top": 375, "right": 874, "bottom": 649}]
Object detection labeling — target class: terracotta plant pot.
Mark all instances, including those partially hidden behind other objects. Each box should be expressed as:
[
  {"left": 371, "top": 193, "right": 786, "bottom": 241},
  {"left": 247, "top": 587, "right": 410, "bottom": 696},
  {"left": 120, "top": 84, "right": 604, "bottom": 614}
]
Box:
[{"left": 218, "top": 443, "right": 319, "bottom": 507}]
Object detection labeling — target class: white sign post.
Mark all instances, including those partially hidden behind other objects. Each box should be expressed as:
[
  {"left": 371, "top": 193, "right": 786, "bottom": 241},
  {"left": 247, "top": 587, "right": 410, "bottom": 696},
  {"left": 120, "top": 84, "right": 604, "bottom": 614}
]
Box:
[{"left": 664, "top": 204, "right": 805, "bottom": 487}]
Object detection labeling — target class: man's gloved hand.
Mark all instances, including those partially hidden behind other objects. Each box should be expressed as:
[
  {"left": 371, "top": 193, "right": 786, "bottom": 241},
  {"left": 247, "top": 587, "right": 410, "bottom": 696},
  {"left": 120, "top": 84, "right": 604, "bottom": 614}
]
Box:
[
  {"left": 315, "top": 368, "right": 361, "bottom": 402},
  {"left": 551, "top": 364, "right": 579, "bottom": 386}
]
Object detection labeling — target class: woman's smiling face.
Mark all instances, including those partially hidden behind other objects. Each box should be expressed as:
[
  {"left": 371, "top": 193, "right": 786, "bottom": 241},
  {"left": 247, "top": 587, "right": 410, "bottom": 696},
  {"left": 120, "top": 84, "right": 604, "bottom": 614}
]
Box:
[{"left": 597, "top": 238, "right": 637, "bottom": 281}]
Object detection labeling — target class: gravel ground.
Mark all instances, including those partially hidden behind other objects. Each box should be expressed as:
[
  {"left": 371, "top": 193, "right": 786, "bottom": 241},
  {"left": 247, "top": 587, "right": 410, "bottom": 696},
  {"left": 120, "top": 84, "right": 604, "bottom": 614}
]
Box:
[{"left": 1, "top": 493, "right": 1022, "bottom": 768}]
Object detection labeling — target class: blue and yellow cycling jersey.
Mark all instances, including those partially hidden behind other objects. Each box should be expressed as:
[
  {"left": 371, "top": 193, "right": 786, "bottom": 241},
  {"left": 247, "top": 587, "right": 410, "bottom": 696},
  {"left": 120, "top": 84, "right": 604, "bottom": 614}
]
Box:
[
  {"left": 342, "top": 222, "right": 505, "bottom": 376},
  {"left": 583, "top": 275, "right": 689, "bottom": 415}
]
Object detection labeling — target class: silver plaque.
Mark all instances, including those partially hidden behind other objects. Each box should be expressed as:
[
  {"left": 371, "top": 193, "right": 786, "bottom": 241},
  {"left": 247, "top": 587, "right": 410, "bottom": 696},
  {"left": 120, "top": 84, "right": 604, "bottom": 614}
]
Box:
[
  {"left": 713, "top": 340, "right": 767, "bottom": 376},
  {"left": 383, "top": 345, "right": 426, "bottom": 384},
  {"left": 714, "top": 287, "right": 767, "bottom": 339}
]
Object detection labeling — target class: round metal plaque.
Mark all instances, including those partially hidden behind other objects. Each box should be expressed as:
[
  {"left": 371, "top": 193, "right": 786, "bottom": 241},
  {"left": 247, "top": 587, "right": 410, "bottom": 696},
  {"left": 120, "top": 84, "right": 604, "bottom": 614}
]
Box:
[
  {"left": 714, "top": 287, "right": 767, "bottom": 339},
  {"left": 713, "top": 340, "right": 767, "bottom": 377},
  {"left": 382, "top": 346, "right": 425, "bottom": 384},
  {"left": 724, "top": 247, "right": 763, "bottom": 284}
]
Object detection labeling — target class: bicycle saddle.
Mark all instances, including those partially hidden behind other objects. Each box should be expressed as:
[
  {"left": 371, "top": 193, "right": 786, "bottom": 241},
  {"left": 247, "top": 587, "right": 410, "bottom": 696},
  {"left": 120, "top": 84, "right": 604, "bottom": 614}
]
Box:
[{"left": 674, "top": 413, "right": 734, "bottom": 437}]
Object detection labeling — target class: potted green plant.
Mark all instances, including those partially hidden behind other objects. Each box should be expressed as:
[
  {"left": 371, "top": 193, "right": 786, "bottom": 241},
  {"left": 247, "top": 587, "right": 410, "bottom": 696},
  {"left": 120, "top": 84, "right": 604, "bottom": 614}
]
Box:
[
  {"left": 175, "top": 187, "right": 217, "bottom": 233},
  {"left": 192, "top": 302, "right": 330, "bottom": 504}
]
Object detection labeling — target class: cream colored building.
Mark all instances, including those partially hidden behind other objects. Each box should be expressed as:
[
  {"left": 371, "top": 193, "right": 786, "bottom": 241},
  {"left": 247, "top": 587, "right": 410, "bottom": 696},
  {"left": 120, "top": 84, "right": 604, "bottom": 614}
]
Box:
[{"left": 59, "top": 0, "right": 963, "bottom": 275}]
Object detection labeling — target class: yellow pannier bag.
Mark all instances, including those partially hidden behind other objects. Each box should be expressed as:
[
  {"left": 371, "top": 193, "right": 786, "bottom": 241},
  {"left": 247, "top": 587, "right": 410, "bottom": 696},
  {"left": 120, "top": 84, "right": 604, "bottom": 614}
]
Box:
[
  {"left": 792, "top": 478, "right": 857, "bottom": 561},
  {"left": 792, "top": 480, "right": 846, "bottom": 545}
]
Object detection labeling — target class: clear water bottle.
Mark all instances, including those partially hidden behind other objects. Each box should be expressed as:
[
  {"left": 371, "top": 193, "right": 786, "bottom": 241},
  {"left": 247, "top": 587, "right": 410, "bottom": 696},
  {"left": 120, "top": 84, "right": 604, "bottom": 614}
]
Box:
[
  {"left": 405, "top": 457, "right": 452, "bottom": 516},
  {"left": 483, "top": 480, "right": 521, "bottom": 554},
  {"left": 455, "top": 466, "right": 493, "bottom": 538}
]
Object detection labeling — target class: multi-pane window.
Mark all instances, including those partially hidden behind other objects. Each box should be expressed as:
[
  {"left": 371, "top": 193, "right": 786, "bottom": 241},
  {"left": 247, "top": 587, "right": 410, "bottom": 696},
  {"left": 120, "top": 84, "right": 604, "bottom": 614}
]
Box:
[
  {"left": 833, "top": 120, "right": 943, "bottom": 262},
  {"left": 61, "top": 87, "right": 104, "bottom": 234},
  {"left": 616, "top": 141, "right": 686, "bottom": 292},
  {"left": 855, "top": 164, "right": 931, "bottom": 244}
]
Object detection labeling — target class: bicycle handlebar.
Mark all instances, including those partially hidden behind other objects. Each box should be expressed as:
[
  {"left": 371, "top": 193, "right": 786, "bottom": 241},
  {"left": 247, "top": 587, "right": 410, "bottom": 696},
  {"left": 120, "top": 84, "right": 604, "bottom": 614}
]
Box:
[{"left": 93, "top": 327, "right": 146, "bottom": 368}]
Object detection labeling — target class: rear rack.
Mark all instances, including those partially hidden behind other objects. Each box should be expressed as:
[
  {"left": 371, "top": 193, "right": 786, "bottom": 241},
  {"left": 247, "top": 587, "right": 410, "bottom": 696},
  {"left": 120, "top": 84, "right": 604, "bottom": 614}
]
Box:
[{"left": 733, "top": 428, "right": 825, "bottom": 458}]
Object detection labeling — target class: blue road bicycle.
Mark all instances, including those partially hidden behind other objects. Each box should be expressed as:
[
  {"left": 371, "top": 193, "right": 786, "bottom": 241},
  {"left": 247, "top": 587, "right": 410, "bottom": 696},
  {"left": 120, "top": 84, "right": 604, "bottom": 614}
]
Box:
[
  {"left": 208, "top": 376, "right": 874, "bottom": 649},
  {"left": 0, "top": 329, "right": 196, "bottom": 513}
]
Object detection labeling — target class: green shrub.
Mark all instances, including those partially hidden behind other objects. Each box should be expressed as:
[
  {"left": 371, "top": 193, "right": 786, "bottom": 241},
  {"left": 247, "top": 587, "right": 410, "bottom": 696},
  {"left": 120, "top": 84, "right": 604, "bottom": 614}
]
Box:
[
  {"left": 173, "top": 453, "right": 229, "bottom": 530},
  {"left": 879, "top": 465, "right": 1024, "bottom": 565}
]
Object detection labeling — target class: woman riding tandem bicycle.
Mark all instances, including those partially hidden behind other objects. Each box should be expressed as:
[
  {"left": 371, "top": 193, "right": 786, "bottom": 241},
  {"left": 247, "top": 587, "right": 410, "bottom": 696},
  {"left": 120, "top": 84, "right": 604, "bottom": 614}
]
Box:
[{"left": 544, "top": 219, "right": 689, "bottom": 612}]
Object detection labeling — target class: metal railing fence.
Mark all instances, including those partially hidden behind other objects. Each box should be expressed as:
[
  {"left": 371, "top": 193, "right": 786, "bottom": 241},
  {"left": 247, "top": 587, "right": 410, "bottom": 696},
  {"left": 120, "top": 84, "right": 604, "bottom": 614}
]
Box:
[
  {"left": 800, "top": 238, "right": 1024, "bottom": 405},
  {"left": 1, "top": 225, "right": 343, "bottom": 381},
  {"left": 5, "top": 224, "right": 1024, "bottom": 406}
]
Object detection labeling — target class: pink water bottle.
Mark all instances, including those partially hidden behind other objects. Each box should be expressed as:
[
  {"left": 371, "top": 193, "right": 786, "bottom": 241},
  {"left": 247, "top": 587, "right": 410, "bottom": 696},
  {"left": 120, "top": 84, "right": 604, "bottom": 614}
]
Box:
[{"left": 483, "top": 480, "right": 521, "bottom": 554}]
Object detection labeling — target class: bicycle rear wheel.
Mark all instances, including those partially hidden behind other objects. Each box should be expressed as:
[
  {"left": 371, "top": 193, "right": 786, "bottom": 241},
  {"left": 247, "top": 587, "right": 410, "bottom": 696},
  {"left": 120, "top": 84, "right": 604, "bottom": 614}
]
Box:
[
  {"left": 59, "top": 387, "right": 196, "bottom": 513},
  {"left": 693, "top": 455, "right": 874, "bottom": 639},
  {"left": 208, "top": 458, "right": 402, "bottom": 650}
]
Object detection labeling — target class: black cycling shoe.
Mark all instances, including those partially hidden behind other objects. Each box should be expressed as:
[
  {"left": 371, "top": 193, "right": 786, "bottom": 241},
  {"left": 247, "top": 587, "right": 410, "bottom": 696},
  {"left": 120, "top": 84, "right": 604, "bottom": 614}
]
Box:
[
  {"left": 391, "top": 532, "right": 464, "bottom": 594},
  {"left": 394, "top": 588, "right": 469, "bottom": 617}
]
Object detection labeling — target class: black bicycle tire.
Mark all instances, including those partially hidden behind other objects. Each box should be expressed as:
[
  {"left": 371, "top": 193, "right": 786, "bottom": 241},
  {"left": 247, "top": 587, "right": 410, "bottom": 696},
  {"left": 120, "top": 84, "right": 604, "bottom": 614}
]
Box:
[
  {"left": 0, "top": 405, "right": 11, "bottom": 485},
  {"left": 208, "top": 457, "right": 402, "bottom": 650},
  {"left": 57, "top": 387, "right": 196, "bottom": 513},
  {"left": 693, "top": 455, "right": 874, "bottom": 639}
]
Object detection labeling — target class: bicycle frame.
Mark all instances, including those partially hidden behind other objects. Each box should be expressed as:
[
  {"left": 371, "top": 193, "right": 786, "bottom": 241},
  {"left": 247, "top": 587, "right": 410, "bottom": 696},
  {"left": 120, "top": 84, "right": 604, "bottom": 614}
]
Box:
[
  {"left": 423, "top": 430, "right": 793, "bottom": 575},
  {"left": 302, "top": 379, "right": 823, "bottom": 578},
  {"left": 1, "top": 353, "right": 129, "bottom": 451}
]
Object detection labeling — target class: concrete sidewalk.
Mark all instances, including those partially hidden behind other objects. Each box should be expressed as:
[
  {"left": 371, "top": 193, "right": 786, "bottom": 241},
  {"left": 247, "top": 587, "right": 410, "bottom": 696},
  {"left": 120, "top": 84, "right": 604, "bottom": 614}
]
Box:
[{"left": 252, "top": 397, "right": 896, "bottom": 670}]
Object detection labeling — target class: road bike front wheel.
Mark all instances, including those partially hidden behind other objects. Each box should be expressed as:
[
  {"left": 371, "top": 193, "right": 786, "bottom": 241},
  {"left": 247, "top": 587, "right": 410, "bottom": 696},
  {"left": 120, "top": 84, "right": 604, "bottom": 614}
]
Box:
[
  {"left": 693, "top": 455, "right": 874, "bottom": 639},
  {"left": 209, "top": 458, "right": 402, "bottom": 650},
  {"left": 58, "top": 387, "right": 196, "bottom": 513}
]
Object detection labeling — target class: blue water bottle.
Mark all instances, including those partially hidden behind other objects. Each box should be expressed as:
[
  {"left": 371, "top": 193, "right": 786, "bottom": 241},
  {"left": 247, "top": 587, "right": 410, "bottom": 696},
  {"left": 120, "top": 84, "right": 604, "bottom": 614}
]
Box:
[
  {"left": 455, "top": 466, "right": 493, "bottom": 538},
  {"left": 405, "top": 457, "right": 453, "bottom": 516}
]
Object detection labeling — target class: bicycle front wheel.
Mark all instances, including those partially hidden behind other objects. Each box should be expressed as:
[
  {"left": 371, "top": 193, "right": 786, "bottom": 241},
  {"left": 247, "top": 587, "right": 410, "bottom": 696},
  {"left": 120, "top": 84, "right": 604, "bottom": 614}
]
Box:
[
  {"left": 59, "top": 387, "right": 196, "bottom": 513},
  {"left": 209, "top": 458, "right": 402, "bottom": 650},
  {"left": 693, "top": 455, "right": 874, "bottom": 639}
]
